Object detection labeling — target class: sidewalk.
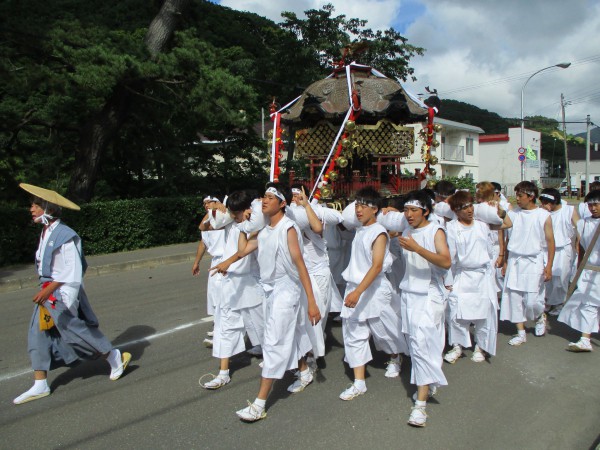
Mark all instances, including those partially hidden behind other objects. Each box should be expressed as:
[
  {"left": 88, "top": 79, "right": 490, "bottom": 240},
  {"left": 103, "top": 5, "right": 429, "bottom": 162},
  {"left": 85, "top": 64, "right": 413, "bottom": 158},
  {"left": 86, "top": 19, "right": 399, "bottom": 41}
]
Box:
[{"left": 0, "top": 242, "right": 199, "bottom": 294}]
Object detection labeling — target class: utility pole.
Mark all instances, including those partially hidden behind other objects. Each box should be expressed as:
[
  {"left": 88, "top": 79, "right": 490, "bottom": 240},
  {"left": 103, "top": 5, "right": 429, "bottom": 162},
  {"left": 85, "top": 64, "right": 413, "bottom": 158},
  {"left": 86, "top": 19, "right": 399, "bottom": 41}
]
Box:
[
  {"left": 585, "top": 114, "right": 591, "bottom": 195},
  {"left": 561, "top": 94, "right": 571, "bottom": 195}
]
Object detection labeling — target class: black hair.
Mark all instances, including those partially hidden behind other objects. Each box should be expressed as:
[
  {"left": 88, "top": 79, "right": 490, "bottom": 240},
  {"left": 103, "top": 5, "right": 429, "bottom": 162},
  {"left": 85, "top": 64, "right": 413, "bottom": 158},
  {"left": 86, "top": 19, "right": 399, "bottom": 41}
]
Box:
[
  {"left": 226, "top": 190, "right": 254, "bottom": 213},
  {"left": 539, "top": 188, "right": 561, "bottom": 205},
  {"left": 204, "top": 192, "right": 224, "bottom": 203},
  {"left": 421, "top": 188, "right": 436, "bottom": 202},
  {"left": 31, "top": 196, "right": 62, "bottom": 218},
  {"left": 265, "top": 182, "right": 292, "bottom": 210},
  {"left": 404, "top": 190, "right": 433, "bottom": 215},
  {"left": 491, "top": 182, "right": 502, "bottom": 192},
  {"left": 355, "top": 187, "right": 383, "bottom": 211},
  {"left": 514, "top": 181, "right": 539, "bottom": 200},
  {"left": 391, "top": 195, "right": 407, "bottom": 211},
  {"left": 585, "top": 189, "right": 600, "bottom": 203},
  {"left": 434, "top": 180, "right": 456, "bottom": 197}
]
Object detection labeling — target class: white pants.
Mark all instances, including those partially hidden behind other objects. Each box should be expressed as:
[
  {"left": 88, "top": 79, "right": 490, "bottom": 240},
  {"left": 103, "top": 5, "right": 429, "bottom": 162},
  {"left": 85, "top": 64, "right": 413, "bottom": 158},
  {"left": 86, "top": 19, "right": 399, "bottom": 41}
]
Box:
[
  {"left": 401, "top": 291, "right": 448, "bottom": 387},
  {"left": 558, "top": 294, "right": 600, "bottom": 334},
  {"left": 447, "top": 299, "right": 498, "bottom": 356},
  {"left": 240, "top": 304, "right": 264, "bottom": 348},
  {"left": 546, "top": 246, "right": 572, "bottom": 306},
  {"left": 500, "top": 287, "right": 545, "bottom": 323},
  {"left": 212, "top": 304, "right": 246, "bottom": 359}
]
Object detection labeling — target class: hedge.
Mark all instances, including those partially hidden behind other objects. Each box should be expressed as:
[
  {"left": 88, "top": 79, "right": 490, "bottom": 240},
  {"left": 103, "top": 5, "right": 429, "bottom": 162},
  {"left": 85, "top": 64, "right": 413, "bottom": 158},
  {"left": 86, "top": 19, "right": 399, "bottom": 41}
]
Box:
[{"left": 1, "top": 197, "right": 204, "bottom": 267}]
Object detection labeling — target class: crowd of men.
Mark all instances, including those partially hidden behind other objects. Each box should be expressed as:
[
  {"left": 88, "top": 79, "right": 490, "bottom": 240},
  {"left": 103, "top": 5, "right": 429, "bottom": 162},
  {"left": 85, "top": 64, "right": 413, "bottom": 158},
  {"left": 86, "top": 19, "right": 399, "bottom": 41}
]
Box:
[
  {"left": 12, "top": 180, "right": 600, "bottom": 429},
  {"left": 193, "top": 180, "right": 600, "bottom": 426}
]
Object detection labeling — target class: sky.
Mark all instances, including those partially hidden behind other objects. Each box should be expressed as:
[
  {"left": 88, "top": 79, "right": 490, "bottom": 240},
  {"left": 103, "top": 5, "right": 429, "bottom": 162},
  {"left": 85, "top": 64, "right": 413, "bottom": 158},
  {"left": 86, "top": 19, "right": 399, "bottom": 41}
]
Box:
[{"left": 213, "top": 0, "right": 600, "bottom": 136}]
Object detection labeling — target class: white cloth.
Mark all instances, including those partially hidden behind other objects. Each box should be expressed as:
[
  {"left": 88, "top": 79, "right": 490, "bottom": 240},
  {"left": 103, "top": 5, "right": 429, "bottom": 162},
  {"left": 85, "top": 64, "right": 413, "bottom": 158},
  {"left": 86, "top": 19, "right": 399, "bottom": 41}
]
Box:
[
  {"left": 558, "top": 218, "right": 600, "bottom": 333},
  {"left": 237, "top": 198, "right": 267, "bottom": 234},
  {"left": 36, "top": 220, "right": 82, "bottom": 312},
  {"left": 202, "top": 228, "right": 226, "bottom": 315}
]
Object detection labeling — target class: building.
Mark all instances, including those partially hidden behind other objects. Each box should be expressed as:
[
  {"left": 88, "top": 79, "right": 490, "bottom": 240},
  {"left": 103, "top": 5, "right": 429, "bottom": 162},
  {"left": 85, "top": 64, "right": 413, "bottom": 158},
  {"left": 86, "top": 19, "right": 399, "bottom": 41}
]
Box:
[
  {"left": 403, "top": 117, "right": 484, "bottom": 181},
  {"left": 567, "top": 143, "right": 600, "bottom": 191},
  {"left": 479, "top": 127, "right": 542, "bottom": 194}
]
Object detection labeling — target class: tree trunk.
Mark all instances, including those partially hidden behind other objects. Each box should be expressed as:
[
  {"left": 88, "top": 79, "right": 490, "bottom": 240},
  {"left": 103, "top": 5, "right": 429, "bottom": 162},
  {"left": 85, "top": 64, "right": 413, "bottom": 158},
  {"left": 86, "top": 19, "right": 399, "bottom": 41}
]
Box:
[
  {"left": 145, "top": 0, "right": 190, "bottom": 57},
  {"left": 68, "top": 0, "right": 190, "bottom": 202}
]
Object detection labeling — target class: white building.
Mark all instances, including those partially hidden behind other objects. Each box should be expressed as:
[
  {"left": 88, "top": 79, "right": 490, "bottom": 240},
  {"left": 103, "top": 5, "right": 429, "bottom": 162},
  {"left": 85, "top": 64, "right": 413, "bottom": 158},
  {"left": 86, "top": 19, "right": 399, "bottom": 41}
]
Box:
[
  {"left": 479, "top": 127, "right": 542, "bottom": 194},
  {"left": 568, "top": 143, "right": 600, "bottom": 191},
  {"left": 404, "top": 117, "right": 484, "bottom": 180}
]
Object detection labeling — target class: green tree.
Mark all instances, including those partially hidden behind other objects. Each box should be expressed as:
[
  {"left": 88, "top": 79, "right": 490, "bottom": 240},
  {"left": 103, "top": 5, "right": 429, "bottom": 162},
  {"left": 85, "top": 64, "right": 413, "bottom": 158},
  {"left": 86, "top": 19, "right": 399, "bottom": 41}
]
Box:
[{"left": 280, "top": 3, "right": 425, "bottom": 81}]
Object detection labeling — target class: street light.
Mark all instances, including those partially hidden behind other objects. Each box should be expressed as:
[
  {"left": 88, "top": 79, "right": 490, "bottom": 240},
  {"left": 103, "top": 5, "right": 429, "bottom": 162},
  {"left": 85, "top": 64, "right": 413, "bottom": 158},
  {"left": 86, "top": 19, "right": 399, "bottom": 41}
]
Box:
[{"left": 520, "top": 62, "right": 571, "bottom": 181}]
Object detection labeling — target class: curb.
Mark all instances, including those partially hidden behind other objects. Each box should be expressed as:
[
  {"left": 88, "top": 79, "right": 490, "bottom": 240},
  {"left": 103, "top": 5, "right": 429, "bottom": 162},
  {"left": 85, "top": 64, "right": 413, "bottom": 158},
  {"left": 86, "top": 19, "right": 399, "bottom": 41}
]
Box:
[{"left": 0, "top": 252, "right": 196, "bottom": 294}]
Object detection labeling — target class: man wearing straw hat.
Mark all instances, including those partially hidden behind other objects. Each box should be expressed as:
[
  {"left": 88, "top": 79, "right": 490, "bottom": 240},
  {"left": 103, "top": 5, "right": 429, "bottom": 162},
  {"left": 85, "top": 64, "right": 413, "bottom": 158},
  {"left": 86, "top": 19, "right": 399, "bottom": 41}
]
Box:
[{"left": 13, "top": 183, "right": 131, "bottom": 405}]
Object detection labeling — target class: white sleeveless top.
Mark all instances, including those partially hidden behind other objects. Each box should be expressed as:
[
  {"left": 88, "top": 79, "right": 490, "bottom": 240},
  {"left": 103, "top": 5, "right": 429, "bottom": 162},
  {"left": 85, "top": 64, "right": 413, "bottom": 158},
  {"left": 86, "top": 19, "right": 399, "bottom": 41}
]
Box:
[
  {"left": 447, "top": 220, "right": 492, "bottom": 270},
  {"left": 507, "top": 207, "right": 550, "bottom": 256},
  {"left": 342, "top": 222, "right": 392, "bottom": 285},
  {"left": 399, "top": 222, "right": 448, "bottom": 295},
  {"left": 550, "top": 203, "right": 575, "bottom": 248},
  {"left": 257, "top": 216, "right": 301, "bottom": 288}
]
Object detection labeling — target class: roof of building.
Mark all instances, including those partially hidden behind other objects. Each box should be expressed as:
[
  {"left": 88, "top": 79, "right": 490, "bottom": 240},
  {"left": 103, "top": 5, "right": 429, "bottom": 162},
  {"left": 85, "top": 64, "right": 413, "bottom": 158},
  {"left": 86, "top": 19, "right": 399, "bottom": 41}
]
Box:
[
  {"left": 479, "top": 134, "right": 510, "bottom": 143},
  {"left": 568, "top": 144, "right": 600, "bottom": 161},
  {"left": 434, "top": 117, "right": 485, "bottom": 134}
]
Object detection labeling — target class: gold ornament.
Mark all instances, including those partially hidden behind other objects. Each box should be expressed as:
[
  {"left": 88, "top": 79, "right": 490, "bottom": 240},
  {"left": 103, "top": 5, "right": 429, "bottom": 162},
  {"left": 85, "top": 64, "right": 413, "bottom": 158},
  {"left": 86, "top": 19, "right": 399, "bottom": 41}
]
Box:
[
  {"left": 342, "top": 138, "right": 350, "bottom": 148},
  {"left": 426, "top": 180, "right": 436, "bottom": 189},
  {"left": 430, "top": 155, "right": 439, "bottom": 166},
  {"left": 429, "top": 168, "right": 437, "bottom": 176},
  {"left": 336, "top": 156, "right": 349, "bottom": 168},
  {"left": 433, "top": 124, "right": 442, "bottom": 133},
  {"left": 345, "top": 120, "right": 356, "bottom": 132},
  {"left": 321, "top": 186, "right": 333, "bottom": 198},
  {"left": 328, "top": 171, "right": 339, "bottom": 182},
  {"left": 431, "top": 139, "right": 440, "bottom": 148}
]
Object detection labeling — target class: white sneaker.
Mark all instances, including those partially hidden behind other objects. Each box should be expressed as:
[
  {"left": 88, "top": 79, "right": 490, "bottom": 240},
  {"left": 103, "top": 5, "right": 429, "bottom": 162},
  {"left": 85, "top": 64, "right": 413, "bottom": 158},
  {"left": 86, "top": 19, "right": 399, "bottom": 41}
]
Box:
[
  {"left": 206, "top": 330, "right": 214, "bottom": 337},
  {"left": 471, "top": 345, "right": 486, "bottom": 362},
  {"left": 535, "top": 313, "right": 547, "bottom": 336},
  {"left": 508, "top": 334, "right": 526, "bottom": 346},
  {"left": 384, "top": 357, "right": 401, "bottom": 378},
  {"left": 567, "top": 338, "right": 593, "bottom": 352},
  {"left": 339, "top": 383, "right": 367, "bottom": 401},
  {"left": 203, "top": 338, "right": 213, "bottom": 348},
  {"left": 548, "top": 305, "right": 563, "bottom": 316},
  {"left": 236, "top": 402, "right": 266, "bottom": 422},
  {"left": 412, "top": 386, "right": 437, "bottom": 402},
  {"left": 407, "top": 405, "right": 428, "bottom": 427},
  {"left": 13, "top": 386, "right": 51, "bottom": 405},
  {"left": 444, "top": 345, "right": 462, "bottom": 364},
  {"left": 200, "top": 374, "right": 231, "bottom": 390},
  {"left": 287, "top": 371, "right": 313, "bottom": 393},
  {"left": 247, "top": 345, "right": 262, "bottom": 356},
  {"left": 258, "top": 361, "right": 264, "bottom": 368}
]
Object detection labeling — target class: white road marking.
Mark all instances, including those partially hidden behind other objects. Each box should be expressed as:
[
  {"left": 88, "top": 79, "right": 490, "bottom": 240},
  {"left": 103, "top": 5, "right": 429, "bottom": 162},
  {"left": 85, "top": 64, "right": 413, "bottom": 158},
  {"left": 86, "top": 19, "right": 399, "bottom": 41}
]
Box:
[{"left": 0, "top": 316, "right": 214, "bottom": 383}]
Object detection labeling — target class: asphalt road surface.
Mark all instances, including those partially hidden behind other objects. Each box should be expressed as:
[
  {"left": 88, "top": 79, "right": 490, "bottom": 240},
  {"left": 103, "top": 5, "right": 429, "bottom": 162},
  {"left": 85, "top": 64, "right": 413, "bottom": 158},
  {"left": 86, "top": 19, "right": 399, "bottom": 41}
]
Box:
[{"left": 1, "top": 260, "right": 599, "bottom": 450}]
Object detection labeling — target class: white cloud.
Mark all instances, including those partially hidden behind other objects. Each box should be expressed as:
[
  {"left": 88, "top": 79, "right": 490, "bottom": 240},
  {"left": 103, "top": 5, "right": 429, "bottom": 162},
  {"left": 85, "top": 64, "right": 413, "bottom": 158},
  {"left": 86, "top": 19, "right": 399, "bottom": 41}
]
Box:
[{"left": 217, "top": 0, "right": 600, "bottom": 135}]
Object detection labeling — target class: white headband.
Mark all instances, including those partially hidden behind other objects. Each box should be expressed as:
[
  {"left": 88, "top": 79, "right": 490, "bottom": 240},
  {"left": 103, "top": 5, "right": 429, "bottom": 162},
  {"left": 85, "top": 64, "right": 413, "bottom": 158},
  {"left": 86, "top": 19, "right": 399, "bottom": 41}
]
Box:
[
  {"left": 586, "top": 199, "right": 600, "bottom": 204},
  {"left": 540, "top": 193, "right": 555, "bottom": 201},
  {"left": 291, "top": 188, "right": 302, "bottom": 195},
  {"left": 265, "top": 187, "right": 286, "bottom": 202},
  {"left": 517, "top": 189, "right": 535, "bottom": 197},
  {"left": 203, "top": 196, "right": 219, "bottom": 203},
  {"left": 456, "top": 202, "right": 473, "bottom": 210},
  {"left": 404, "top": 200, "right": 426, "bottom": 210},
  {"left": 355, "top": 197, "right": 377, "bottom": 208}
]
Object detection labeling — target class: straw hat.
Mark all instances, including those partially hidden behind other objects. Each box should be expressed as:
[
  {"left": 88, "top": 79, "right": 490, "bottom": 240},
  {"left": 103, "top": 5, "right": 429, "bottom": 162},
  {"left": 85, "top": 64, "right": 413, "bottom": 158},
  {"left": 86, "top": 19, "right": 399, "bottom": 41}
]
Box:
[{"left": 19, "top": 183, "right": 81, "bottom": 211}]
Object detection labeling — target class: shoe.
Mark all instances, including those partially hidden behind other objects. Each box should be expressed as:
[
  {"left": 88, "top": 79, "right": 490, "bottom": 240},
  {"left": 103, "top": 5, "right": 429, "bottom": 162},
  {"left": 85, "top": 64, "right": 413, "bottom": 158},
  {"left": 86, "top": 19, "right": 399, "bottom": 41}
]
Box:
[
  {"left": 203, "top": 338, "right": 213, "bottom": 348},
  {"left": 287, "top": 371, "right": 313, "bottom": 393},
  {"left": 471, "top": 345, "right": 486, "bottom": 362},
  {"left": 236, "top": 402, "right": 267, "bottom": 422},
  {"left": 508, "top": 334, "right": 526, "bottom": 346},
  {"left": 548, "top": 305, "right": 563, "bottom": 316},
  {"left": 339, "top": 383, "right": 367, "bottom": 401},
  {"left": 333, "top": 315, "right": 342, "bottom": 323},
  {"left": 246, "top": 345, "right": 262, "bottom": 356},
  {"left": 258, "top": 361, "right": 264, "bottom": 368},
  {"left": 444, "top": 345, "right": 462, "bottom": 364},
  {"left": 535, "top": 313, "right": 547, "bottom": 336},
  {"left": 567, "top": 338, "right": 593, "bottom": 352},
  {"left": 384, "top": 357, "right": 401, "bottom": 378},
  {"left": 206, "top": 330, "right": 214, "bottom": 337},
  {"left": 110, "top": 352, "right": 132, "bottom": 381},
  {"left": 412, "top": 386, "right": 437, "bottom": 402},
  {"left": 13, "top": 387, "right": 51, "bottom": 405},
  {"left": 306, "top": 356, "right": 318, "bottom": 373},
  {"left": 407, "top": 405, "right": 428, "bottom": 427},
  {"left": 199, "top": 373, "right": 231, "bottom": 390}
]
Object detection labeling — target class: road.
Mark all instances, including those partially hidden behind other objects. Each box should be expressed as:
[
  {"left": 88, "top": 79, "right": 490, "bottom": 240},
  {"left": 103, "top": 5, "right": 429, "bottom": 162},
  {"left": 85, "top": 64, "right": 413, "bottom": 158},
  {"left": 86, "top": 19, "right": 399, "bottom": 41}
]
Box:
[{"left": 1, "top": 260, "right": 599, "bottom": 450}]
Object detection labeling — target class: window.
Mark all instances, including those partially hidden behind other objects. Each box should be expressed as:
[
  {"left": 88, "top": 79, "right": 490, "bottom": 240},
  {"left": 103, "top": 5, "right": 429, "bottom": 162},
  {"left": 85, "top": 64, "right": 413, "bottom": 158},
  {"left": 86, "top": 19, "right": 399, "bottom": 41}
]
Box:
[
  {"left": 466, "top": 137, "right": 474, "bottom": 156},
  {"left": 465, "top": 172, "right": 473, "bottom": 180}
]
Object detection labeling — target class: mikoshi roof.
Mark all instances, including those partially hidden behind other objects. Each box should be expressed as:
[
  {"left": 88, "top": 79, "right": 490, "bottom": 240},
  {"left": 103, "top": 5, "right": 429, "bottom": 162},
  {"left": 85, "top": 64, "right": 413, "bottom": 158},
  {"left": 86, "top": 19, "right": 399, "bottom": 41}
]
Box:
[
  {"left": 281, "top": 62, "right": 431, "bottom": 127},
  {"left": 20, "top": 183, "right": 81, "bottom": 210}
]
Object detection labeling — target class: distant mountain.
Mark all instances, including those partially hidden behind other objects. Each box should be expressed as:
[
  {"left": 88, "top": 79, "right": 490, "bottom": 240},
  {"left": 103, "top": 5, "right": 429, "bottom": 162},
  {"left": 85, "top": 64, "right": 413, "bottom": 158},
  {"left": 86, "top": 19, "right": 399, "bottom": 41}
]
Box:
[
  {"left": 438, "top": 99, "right": 516, "bottom": 134},
  {"left": 575, "top": 127, "right": 600, "bottom": 143}
]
